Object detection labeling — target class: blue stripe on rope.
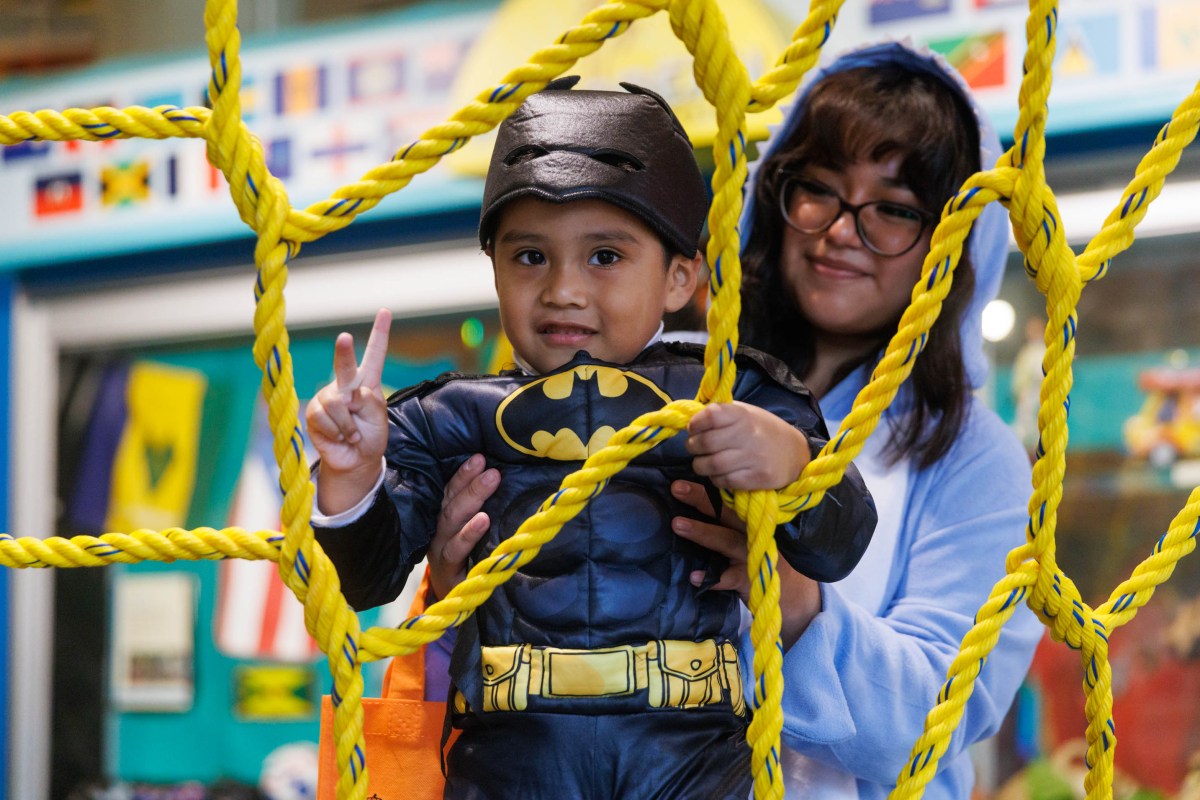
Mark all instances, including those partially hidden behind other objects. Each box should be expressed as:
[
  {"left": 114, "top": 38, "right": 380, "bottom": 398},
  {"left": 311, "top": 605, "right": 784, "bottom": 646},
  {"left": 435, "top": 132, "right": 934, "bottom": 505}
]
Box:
[
  {"left": 605, "top": 21, "right": 621, "bottom": 38},
  {"left": 956, "top": 186, "right": 980, "bottom": 211},
  {"left": 821, "top": 20, "right": 832, "bottom": 46},
  {"left": 331, "top": 686, "right": 341, "bottom": 706},
  {"left": 713, "top": 255, "right": 723, "bottom": 287},
  {"left": 352, "top": 744, "right": 365, "bottom": 780},
  {"left": 295, "top": 551, "right": 310, "bottom": 585},
  {"left": 403, "top": 614, "right": 423, "bottom": 629},
  {"left": 292, "top": 427, "right": 303, "bottom": 460},
  {"left": 247, "top": 173, "right": 258, "bottom": 198},
  {"left": 1001, "top": 587, "right": 1021, "bottom": 611}
]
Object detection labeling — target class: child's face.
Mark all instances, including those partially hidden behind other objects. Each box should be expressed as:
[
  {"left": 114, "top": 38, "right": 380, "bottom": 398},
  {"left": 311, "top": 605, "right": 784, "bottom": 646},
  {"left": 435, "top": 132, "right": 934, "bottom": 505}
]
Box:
[{"left": 490, "top": 197, "right": 700, "bottom": 374}]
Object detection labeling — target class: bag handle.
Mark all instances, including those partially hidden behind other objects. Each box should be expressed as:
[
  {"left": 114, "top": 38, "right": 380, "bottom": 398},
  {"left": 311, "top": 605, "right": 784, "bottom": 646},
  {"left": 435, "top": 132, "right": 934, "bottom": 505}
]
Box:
[{"left": 380, "top": 566, "right": 435, "bottom": 701}]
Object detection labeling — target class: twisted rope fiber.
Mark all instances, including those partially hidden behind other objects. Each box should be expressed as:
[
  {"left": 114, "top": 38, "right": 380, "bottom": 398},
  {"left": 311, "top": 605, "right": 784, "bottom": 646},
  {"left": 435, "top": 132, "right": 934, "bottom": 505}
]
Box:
[{"left": 5, "top": 0, "right": 1200, "bottom": 798}]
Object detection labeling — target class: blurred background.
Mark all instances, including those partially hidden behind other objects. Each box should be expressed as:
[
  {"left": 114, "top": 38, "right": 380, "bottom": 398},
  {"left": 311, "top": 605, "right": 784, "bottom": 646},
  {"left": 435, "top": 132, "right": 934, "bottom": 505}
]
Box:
[{"left": 3, "top": 1, "right": 1200, "bottom": 798}]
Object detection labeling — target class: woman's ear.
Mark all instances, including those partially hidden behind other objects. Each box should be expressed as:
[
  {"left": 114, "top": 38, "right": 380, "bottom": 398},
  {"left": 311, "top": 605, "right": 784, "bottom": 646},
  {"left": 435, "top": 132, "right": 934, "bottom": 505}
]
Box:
[{"left": 664, "top": 250, "right": 703, "bottom": 313}]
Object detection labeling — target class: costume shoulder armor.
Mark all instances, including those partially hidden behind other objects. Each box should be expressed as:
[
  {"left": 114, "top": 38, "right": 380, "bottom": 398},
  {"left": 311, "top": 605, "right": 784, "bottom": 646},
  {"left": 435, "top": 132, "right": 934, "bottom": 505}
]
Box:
[{"left": 652, "top": 340, "right": 815, "bottom": 401}]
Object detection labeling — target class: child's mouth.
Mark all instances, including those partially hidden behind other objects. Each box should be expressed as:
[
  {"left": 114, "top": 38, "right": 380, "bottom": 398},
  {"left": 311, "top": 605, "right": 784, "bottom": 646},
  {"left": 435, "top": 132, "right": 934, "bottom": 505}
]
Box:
[{"left": 539, "top": 324, "right": 596, "bottom": 346}]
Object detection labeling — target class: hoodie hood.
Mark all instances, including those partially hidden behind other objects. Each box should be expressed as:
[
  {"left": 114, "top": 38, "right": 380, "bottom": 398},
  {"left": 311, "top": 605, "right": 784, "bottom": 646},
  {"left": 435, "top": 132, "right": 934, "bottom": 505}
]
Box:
[{"left": 742, "top": 39, "right": 1009, "bottom": 396}]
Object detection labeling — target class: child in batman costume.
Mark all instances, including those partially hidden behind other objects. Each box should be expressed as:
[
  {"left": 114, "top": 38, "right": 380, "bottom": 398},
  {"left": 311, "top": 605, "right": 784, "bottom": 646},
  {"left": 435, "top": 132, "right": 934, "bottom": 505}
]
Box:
[{"left": 307, "top": 78, "right": 877, "bottom": 799}]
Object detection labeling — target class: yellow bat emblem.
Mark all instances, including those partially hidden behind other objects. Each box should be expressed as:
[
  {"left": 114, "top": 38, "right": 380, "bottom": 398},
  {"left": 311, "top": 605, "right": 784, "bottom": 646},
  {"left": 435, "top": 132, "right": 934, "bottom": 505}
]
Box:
[{"left": 496, "top": 365, "right": 672, "bottom": 460}]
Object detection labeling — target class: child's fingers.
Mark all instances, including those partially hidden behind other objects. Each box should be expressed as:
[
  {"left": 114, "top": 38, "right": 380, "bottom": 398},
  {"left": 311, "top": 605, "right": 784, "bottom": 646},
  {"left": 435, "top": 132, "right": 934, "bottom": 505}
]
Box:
[
  {"left": 309, "top": 390, "right": 360, "bottom": 444},
  {"left": 691, "top": 449, "right": 744, "bottom": 483},
  {"left": 686, "top": 402, "right": 738, "bottom": 435},
  {"left": 356, "top": 308, "right": 393, "bottom": 391},
  {"left": 332, "top": 332, "right": 359, "bottom": 392}
]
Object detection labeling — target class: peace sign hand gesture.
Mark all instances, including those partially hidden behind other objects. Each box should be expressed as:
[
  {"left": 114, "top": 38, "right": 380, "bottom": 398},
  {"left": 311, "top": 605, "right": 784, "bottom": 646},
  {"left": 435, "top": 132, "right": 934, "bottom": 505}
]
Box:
[{"left": 306, "top": 308, "right": 393, "bottom": 515}]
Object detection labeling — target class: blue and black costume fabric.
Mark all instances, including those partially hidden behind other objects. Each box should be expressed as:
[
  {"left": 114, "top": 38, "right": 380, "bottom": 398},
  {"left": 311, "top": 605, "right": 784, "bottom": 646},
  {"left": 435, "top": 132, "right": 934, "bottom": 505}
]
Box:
[{"left": 315, "top": 341, "right": 876, "bottom": 799}]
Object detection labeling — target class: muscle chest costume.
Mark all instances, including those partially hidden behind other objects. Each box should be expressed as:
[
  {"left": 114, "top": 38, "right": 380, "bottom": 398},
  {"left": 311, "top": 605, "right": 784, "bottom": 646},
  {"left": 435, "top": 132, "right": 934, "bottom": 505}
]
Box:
[{"left": 315, "top": 341, "right": 876, "bottom": 797}]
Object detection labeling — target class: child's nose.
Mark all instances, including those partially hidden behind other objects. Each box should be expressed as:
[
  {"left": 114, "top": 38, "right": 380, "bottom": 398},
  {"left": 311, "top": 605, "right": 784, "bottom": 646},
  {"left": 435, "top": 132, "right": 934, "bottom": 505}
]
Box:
[{"left": 541, "top": 264, "right": 587, "bottom": 306}]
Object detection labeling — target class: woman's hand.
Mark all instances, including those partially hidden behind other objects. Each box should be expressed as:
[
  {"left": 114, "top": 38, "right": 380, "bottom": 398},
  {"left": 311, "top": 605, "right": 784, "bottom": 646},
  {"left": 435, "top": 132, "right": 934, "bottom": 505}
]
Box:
[
  {"left": 670, "top": 479, "right": 823, "bottom": 651},
  {"left": 428, "top": 454, "right": 501, "bottom": 601}
]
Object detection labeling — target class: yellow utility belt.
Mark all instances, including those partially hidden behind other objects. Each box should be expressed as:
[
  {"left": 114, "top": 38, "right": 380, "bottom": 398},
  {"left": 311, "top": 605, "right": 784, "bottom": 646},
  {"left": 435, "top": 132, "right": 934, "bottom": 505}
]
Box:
[{"left": 474, "top": 639, "right": 745, "bottom": 716}]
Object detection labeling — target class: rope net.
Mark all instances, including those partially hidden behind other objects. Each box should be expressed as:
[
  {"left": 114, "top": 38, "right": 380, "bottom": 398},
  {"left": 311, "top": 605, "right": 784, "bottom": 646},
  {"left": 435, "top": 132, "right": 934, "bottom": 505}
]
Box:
[{"left": 1, "top": 1, "right": 1198, "bottom": 798}]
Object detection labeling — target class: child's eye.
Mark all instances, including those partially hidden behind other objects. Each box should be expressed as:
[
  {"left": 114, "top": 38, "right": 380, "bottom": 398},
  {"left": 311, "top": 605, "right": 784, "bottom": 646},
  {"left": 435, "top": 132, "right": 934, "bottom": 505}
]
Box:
[
  {"left": 589, "top": 249, "right": 621, "bottom": 267},
  {"left": 515, "top": 249, "right": 546, "bottom": 266}
]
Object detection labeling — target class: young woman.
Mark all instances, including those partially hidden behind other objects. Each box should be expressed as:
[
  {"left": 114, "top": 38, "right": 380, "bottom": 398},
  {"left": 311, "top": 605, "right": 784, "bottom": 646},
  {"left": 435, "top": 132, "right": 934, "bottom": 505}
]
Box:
[{"left": 667, "top": 41, "right": 1043, "bottom": 798}]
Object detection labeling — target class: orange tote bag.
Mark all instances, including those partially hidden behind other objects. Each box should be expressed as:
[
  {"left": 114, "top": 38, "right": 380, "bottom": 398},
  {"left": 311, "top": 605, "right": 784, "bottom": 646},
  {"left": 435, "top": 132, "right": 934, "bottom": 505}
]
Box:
[{"left": 317, "top": 569, "right": 458, "bottom": 800}]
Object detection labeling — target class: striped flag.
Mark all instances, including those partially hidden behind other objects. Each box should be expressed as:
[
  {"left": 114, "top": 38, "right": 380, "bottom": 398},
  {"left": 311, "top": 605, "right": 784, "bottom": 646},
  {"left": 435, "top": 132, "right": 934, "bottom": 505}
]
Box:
[
  {"left": 105, "top": 361, "right": 207, "bottom": 533},
  {"left": 214, "top": 400, "right": 319, "bottom": 662}
]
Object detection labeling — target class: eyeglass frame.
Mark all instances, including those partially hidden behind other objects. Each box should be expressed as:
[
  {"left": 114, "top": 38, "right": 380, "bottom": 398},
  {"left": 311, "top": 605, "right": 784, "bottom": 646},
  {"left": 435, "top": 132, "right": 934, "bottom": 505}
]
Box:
[{"left": 776, "top": 170, "right": 935, "bottom": 257}]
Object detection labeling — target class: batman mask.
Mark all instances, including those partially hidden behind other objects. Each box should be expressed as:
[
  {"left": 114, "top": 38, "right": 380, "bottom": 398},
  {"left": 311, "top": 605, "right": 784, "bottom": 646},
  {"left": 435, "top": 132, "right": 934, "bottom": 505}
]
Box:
[
  {"left": 479, "top": 77, "right": 709, "bottom": 258},
  {"left": 496, "top": 364, "right": 673, "bottom": 461}
]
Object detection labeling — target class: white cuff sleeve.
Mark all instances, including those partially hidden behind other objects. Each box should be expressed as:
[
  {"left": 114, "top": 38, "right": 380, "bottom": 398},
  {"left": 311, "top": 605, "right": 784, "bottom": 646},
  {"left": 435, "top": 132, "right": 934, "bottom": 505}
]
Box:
[{"left": 311, "top": 458, "right": 387, "bottom": 527}]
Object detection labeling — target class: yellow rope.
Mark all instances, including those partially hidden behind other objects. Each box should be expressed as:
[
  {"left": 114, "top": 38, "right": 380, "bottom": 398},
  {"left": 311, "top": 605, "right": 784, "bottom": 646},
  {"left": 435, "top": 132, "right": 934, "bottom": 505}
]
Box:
[{"left": 3, "top": 0, "right": 1200, "bottom": 798}]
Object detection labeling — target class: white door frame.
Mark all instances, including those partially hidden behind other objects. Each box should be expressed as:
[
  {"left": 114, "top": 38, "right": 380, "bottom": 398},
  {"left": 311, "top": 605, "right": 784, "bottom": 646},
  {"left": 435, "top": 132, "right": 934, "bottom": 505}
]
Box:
[{"left": 8, "top": 240, "right": 494, "bottom": 800}]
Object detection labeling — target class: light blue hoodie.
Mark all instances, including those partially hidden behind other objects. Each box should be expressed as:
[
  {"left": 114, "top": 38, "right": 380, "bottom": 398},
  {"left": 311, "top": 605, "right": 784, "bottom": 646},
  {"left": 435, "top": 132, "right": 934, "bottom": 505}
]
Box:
[{"left": 739, "top": 41, "right": 1043, "bottom": 798}]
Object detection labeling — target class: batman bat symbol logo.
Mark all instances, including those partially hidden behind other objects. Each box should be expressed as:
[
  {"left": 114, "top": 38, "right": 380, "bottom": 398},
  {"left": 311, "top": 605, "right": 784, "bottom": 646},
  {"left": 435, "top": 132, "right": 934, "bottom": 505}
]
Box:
[{"left": 496, "top": 365, "right": 673, "bottom": 460}]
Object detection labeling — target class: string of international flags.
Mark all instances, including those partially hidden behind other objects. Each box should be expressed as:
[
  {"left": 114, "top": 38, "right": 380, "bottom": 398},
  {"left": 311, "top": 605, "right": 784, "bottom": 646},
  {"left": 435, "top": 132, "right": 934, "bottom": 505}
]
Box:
[{"left": 1, "top": 17, "right": 480, "bottom": 224}]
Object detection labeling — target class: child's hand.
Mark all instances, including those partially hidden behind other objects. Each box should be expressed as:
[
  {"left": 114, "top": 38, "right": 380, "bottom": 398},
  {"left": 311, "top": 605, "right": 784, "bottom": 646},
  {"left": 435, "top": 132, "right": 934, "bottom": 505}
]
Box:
[
  {"left": 307, "top": 308, "right": 392, "bottom": 514},
  {"left": 428, "top": 454, "right": 501, "bottom": 601},
  {"left": 686, "top": 401, "right": 811, "bottom": 490}
]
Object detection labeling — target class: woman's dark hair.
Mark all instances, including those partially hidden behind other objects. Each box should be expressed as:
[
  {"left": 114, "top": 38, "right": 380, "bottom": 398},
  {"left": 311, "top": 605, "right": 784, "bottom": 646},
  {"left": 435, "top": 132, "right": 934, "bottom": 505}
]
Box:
[{"left": 742, "top": 65, "right": 981, "bottom": 468}]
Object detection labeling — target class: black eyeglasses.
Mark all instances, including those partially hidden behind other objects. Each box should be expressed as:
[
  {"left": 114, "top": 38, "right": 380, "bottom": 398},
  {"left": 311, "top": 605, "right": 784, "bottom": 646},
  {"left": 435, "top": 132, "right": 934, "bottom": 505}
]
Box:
[{"left": 777, "top": 172, "right": 933, "bottom": 257}]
